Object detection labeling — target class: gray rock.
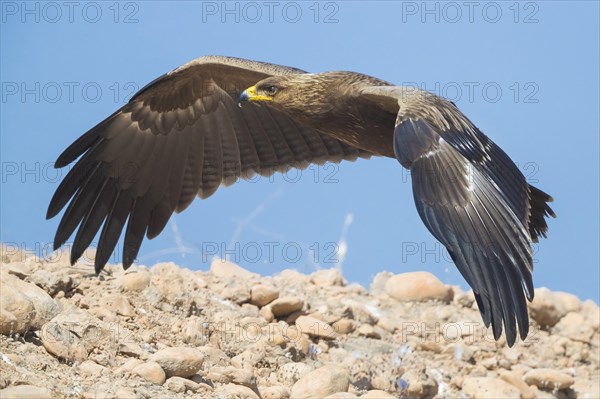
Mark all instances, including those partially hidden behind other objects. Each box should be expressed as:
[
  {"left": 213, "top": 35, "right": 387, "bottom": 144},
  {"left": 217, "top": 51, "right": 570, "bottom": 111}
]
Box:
[
  {"left": 270, "top": 297, "right": 304, "bottom": 317},
  {"left": 41, "top": 321, "right": 88, "bottom": 362},
  {"left": 149, "top": 346, "right": 204, "bottom": 378},
  {"left": 0, "top": 385, "right": 53, "bottom": 399},
  {"left": 133, "top": 361, "right": 166, "bottom": 385},
  {"left": 524, "top": 368, "right": 575, "bottom": 390},
  {"left": 462, "top": 377, "right": 521, "bottom": 399},
  {"left": 290, "top": 364, "right": 350, "bottom": 399}
]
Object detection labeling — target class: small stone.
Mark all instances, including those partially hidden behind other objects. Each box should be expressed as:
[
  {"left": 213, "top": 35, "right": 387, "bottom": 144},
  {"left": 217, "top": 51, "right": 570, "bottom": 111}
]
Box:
[
  {"left": 196, "top": 345, "right": 230, "bottom": 368},
  {"left": 105, "top": 294, "right": 136, "bottom": 317},
  {"left": 310, "top": 269, "right": 344, "bottom": 286},
  {"left": 149, "top": 347, "right": 204, "bottom": 378},
  {"left": 260, "top": 385, "right": 290, "bottom": 399},
  {"left": 401, "top": 369, "right": 438, "bottom": 399},
  {"left": 553, "top": 291, "right": 581, "bottom": 313},
  {"left": 114, "top": 389, "right": 138, "bottom": 399},
  {"left": 290, "top": 365, "right": 350, "bottom": 399},
  {"left": 499, "top": 370, "right": 536, "bottom": 399},
  {"left": 333, "top": 318, "right": 355, "bottom": 334},
  {"left": 211, "top": 259, "right": 258, "bottom": 280},
  {"left": 385, "top": 272, "right": 453, "bottom": 302},
  {"left": 362, "top": 390, "right": 395, "bottom": 398},
  {"left": 26, "top": 269, "right": 73, "bottom": 296},
  {"left": 369, "top": 271, "right": 394, "bottom": 297},
  {"left": 117, "top": 270, "right": 151, "bottom": 292},
  {"left": 165, "top": 376, "right": 203, "bottom": 393},
  {"left": 41, "top": 321, "right": 88, "bottom": 362},
  {"left": 221, "top": 284, "right": 251, "bottom": 304},
  {"left": 230, "top": 344, "right": 266, "bottom": 369},
  {"left": 0, "top": 284, "right": 34, "bottom": 335},
  {"left": 462, "top": 377, "right": 520, "bottom": 398},
  {"left": 115, "top": 358, "right": 144, "bottom": 375},
  {"left": 79, "top": 360, "right": 108, "bottom": 377},
  {"left": 250, "top": 284, "right": 279, "bottom": 307},
  {"left": 214, "top": 383, "right": 260, "bottom": 399},
  {"left": 295, "top": 315, "right": 338, "bottom": 339},
  {"left": 133, "top": 361, "right": 166, "bottom": 385},
  {"left": 0, "top": 385, "right": 53, "bottom": 399},
  {"left": 270, "top": 297, "right": 304, "bottom": 317},
  {"left": 324, "top": 393, "right": 356, "bottom": 399},
  {"left": 572, "top": 379, "right": 600, "bottom": 399},
  {"left": 524, "top": 368, "right": 575, "bottom": 390},
  {"left": 357, "top": 324, "right": 380, "bottom": 339},
  {"left": 0, "top": 274, "right": 61, "bottom": 332},
  {"left": 260, "top": 306, "right": 274, "bottom": 322},
  {"left": 528, "top": 288, "right": 567, "bottom": 328},
  {"left": 208, "top": 366, "right": 257, "bottom": 388},
  {"left": 277, "top": 362, "right": 314, "bottom": 385},
  {"left": 376, "top": 317, "right": 397, "bottom": 333}
]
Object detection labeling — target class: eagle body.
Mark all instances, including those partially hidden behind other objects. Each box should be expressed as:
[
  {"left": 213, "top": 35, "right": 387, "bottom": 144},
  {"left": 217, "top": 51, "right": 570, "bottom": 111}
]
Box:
[{"left": 48, "top": 56, "right": 555, "bottom": 346}]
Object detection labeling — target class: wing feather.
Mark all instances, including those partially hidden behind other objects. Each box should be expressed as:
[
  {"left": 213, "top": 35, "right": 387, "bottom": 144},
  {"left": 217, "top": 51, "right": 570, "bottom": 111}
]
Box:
[{"left": 49, "top": 56, "right": 373, "bottom": 272}]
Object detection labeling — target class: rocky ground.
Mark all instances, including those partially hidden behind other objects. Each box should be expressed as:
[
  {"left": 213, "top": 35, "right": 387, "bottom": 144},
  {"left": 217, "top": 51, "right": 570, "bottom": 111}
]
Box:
[{"left": 0, "top": 245, "right": 598, "bottom": 399}]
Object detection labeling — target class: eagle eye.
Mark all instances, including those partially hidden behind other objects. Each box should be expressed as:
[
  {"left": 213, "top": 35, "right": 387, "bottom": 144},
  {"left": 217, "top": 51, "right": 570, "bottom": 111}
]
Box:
[{"left": 263, "top": 85, "right": 278, "bottom": 96}]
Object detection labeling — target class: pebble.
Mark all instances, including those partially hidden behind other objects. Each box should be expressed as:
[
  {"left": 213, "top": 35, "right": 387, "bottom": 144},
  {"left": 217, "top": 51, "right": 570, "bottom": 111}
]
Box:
[
  {"left": 400, "top": 369, "right": 438, "bottom": 399},
  {"left": 333, "top": 318, "right": 355, "bottom": 334},
  {"left": 115, "top": 358, "right": 144, "bottom": 375},
  {"left": 230, "top": 344, "right": 266, "bottom": 369},
  {"left": 250, "top": 284, "right": 280, "bottom": 307},
  {"left": 214, "top": 383, "right": 260, "bottom": 399},
  {"left": 260, "top": 305, "right": 275, "bottom": 322},
  {"left": 357, "top": 324, "right": 381, "bottom": 339},
  {"left": 211, "top": 259, "right": 259, "bottom": 280},
  {"left": 528, "top": 287, "right": 568, "bottom": 327},
  {"left": 277, "top": 362, "right": 314, "bottom": 385},
  {"left": 523, "top": 368, "right": 575, "bottom": 390},
  {"left": 499, "top": 370, "right": 536, "bottom": 399},
  {"left": 196, "top": 345, "right": 231, "bottom": 368},
  {"left": 0, "top": 274, "right": 61, "bottom": 332},
  {"left": 462, "top": 377, "right": 520, "bottom": 398},
  {"left": 310, "top": 269, "right": 344, "bottom": 286},
  {"left": 79, "top": 360, "right": 108, "bottom": 377},
  {"left": 290, "top": 364, "right": 350, "bottom": 399},
  {"left": 133, "top": 361, "right": 166, "bottom": 385},
  {"left": 260, "top": 385, "right": 290, "bottom": 399},
  {"left": 295, "top": 315, "right": 338, "bottom": 339},
  {"left": 105, "top": 294, "right": 136, "bottom": 318},
  {"left": 0, "top": 283, "right": 34, "bottom": 334},
  {"left": 384, "top": 272, "right": 453, "bottom": 302},
  {"left": 117, "top": 270, "right": 151, "bottom": 292},
  {"left": 149, "top": 347, "right": 204, "bottom": 378},
  {"left": 41, "top": 321, "right": 88, "bottom": 362},
  {"left": 165, "top": 376, "right": 203, "bottom": 393},
  {"left": 0, "top": 385, "right": 53, "bottom": 399},
  {"left": 324, "top": 393, "right": 356, "bottom": 399},
  {"left": 361, "top": 390, "right": 395, "bottom": 398},
  {"left": 26, "top": 269, "right": 73, "bottom": 296},
  {"left": 270, "top": 296, "right": 304, "bottom": 317}
]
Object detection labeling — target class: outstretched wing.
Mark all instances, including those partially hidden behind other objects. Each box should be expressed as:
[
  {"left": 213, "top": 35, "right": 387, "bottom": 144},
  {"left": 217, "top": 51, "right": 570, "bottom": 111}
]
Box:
[
  {"left": 362, "top": 86, "right": 554, "bottom": 346},
  {"left": 48, "top": 56, "right": 371, "bottom": 273}
]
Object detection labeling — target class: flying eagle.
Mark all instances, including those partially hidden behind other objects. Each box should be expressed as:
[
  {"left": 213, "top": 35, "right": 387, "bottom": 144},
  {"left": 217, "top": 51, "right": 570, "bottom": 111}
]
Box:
[{"left": 47, "top": 56, "right": 555, "bottom": 346}]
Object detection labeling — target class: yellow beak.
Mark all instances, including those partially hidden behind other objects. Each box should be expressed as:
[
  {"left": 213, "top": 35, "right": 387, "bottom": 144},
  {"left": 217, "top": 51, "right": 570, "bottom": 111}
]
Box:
[{"left": 239, "top": 86, "right": 273, "bottom": 102}]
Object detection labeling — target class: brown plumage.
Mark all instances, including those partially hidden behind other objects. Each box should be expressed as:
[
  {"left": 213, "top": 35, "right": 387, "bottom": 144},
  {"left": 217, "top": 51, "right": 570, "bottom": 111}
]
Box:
[{"left": 48, "top": 55, "right": 555, "bottom": 346}]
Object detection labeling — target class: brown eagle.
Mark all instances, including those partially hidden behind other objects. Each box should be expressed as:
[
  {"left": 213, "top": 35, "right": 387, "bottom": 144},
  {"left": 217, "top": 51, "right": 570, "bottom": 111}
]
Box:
[{"left": 48, "top": 56, "right": 555, "bottom": 346}]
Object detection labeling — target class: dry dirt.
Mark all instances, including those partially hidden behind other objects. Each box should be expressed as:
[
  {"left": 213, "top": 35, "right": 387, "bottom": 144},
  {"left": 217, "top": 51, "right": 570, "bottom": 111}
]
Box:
[{"left": 0, "top": 246, "right": 598, "bottom": 398}]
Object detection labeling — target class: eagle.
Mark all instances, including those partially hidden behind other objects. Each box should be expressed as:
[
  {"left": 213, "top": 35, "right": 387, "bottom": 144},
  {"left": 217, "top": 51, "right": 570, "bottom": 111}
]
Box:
[{"left": 47, "top": 56, "right": 555, "bottom": 346}]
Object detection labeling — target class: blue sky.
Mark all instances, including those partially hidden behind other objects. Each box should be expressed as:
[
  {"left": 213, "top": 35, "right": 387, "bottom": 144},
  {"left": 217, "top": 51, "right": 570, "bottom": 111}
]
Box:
[{"left": 2, "top": 1, "right": 598, "bottom": 301}]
